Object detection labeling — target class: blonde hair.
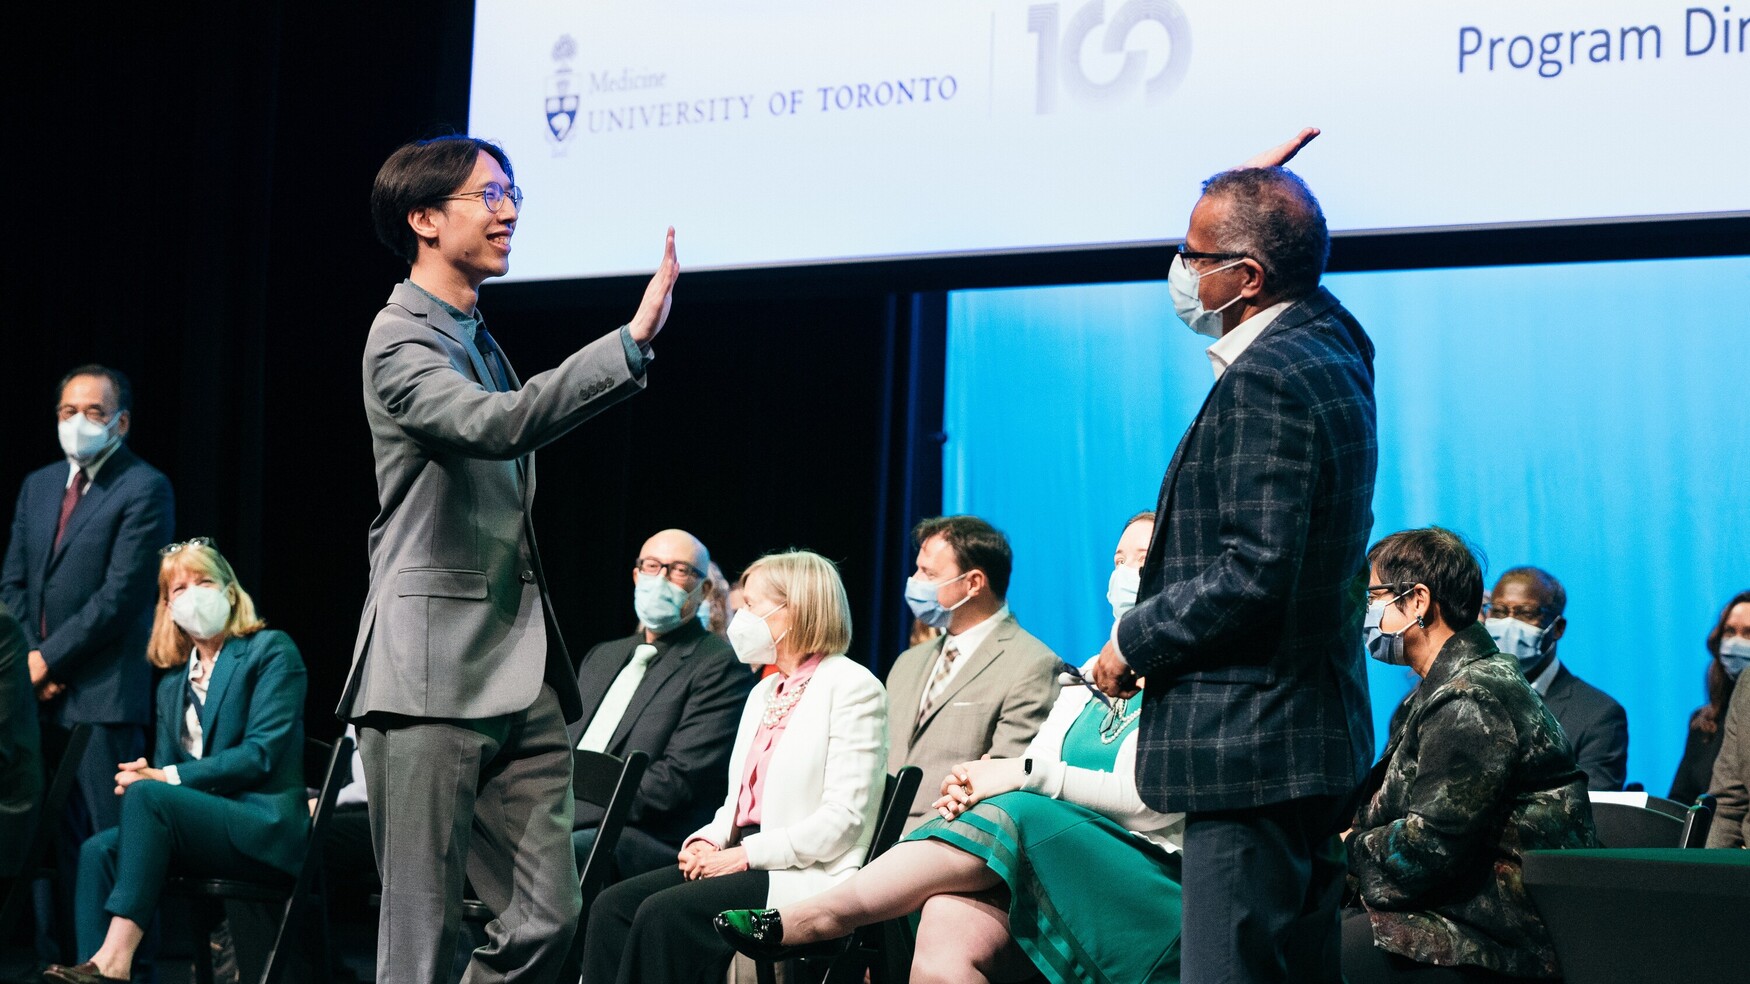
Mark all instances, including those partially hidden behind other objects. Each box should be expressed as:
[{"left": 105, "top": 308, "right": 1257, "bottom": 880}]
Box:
[
  {"left": 147, "top": 542, "right": 267, "bottom": 668},
  {"left": 742, "top": 550, "right": 852, "bottom": 658}
]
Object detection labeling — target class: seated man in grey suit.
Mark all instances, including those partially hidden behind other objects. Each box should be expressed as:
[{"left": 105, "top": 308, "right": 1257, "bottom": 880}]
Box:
[
  {"left": 571, "top": 528, "right": 752, "bottom": 879},
  {"left": 887, "top": 515, "right": 1058, "bottom": 833},
  {"left": 1482, "top": 566, "right": 1629, "bottom": 791}
]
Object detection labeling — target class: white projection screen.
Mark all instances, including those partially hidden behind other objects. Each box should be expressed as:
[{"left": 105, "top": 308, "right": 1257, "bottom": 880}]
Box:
[{"left": 468, "top": 0, "right": 1750, "bottom": 280}]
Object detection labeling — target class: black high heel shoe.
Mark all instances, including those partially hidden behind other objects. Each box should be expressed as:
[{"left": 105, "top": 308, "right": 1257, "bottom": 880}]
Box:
[{"left": 713, "top": 909, "right": 852, "bottom": 961}]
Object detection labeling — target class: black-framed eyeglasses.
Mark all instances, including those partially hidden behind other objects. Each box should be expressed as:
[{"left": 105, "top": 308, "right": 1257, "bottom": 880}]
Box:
[
  {"left": 635, "top": 557, "right": 703, "bottom": 585},
  {"left": 1176, "top": 243, "right": 1249, "bottom": 265},
  {"left": 160, "top": 536, "right": 216, "bottom": 557},
  {"left": 438, "top": 182, "right": 523, "bottom": 213},
  {"left": 1367, "top": 581, "right": 1418, "bottom": 598}
]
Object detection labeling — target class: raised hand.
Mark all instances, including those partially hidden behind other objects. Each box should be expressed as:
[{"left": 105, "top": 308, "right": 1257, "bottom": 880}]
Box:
[
  {"left": 1240, "top": 127, "right": 1320, "bottom": 169},
  {"left": 626, "top": 227, "right": 679, "bottom": 346}
]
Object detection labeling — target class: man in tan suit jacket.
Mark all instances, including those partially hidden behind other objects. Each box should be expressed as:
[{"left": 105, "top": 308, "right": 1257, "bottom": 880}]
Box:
[{"left": 886, "top": 515, "right": 1058, "bottom": 833}]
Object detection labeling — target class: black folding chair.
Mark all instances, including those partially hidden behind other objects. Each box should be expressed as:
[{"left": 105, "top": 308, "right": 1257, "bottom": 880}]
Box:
[
  {"left": 1589, "top": 793, "right": 1692, "bottom": 849},
  {"left": 1680, "top": 793, "right": 1717, "bottom": 848},
  {"left": 166, "top": 734, "right": 352, "bottom": 984},
  {"left": 0, "top": 723, "right": 93, "bottom": 938},
  {"left": 753, "top": 765, "right": 924, "bottom": 984}
]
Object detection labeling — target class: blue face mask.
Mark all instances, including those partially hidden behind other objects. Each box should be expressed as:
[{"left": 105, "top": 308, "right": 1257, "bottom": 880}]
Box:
[
  {"left": 905, "top": 572, "right": 972, "bottom": 630},
  {"left": 1167, "top": 253, "right": 1246, "bottom": 339},
  {"left": 633, "top": 572, "right": 694, "bottom": 636},
  {"left": 1485, "top": 617, "right": 1551, "bottom": 673},
  {"left": 1720, "top": 637, "right": 1750, "bottom": 680},
  {"left": 1363, "top": 591, "right": 1416, "bottom": 666}
]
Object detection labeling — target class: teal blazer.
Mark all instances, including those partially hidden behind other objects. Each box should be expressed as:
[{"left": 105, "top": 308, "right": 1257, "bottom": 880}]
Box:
[{"left": 154, "top": 628, "right": 307, "bottom": 875}]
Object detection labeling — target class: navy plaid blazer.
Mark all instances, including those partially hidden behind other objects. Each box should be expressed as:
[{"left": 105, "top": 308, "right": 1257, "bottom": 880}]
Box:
[{"left": 1116, "top": 286, "right": 1378, "bottom": 814}]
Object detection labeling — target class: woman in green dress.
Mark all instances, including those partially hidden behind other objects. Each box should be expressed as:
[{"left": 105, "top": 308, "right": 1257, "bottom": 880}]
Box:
[{"left": 717, "top": 513, "right": 1185, "bottom": 984}]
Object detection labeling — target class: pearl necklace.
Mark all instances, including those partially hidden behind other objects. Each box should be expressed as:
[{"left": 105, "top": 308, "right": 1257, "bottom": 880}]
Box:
[
  {"left": 762, "top": 678, "right": 811, "bottom": 727},
  {"left": 1099, "top": 696, "right": 1141, "bottom": 744}
]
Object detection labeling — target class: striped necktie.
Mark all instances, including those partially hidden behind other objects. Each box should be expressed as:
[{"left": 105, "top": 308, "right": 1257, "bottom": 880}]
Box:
[{"left": 915, "top": 639, "right": 960, "bottom": 730}]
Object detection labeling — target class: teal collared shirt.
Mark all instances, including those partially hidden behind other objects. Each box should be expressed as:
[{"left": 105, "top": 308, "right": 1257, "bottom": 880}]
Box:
[{"left": 404, "top": 280, "right": 649, "bottom": 377}]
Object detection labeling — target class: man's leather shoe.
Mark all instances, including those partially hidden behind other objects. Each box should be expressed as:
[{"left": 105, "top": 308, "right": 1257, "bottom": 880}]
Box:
[{"left": 43, "top": 962, "right": 130, "bottom": 984}]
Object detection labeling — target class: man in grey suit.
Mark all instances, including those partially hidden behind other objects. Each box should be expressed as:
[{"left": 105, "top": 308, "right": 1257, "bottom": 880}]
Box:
[
  {"left": 570, "top": 528, "right": 752, "bottom": 880},
  {"left": 887, "top": 515, "right": 1058, "bottom": 833},
  {"left": 340, "top": 135, "right": 678, "bottom": 984}
]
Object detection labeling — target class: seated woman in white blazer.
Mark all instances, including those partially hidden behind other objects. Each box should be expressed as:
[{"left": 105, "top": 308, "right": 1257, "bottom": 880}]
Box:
[{"left": 581, "top": 549, "right": 888, "bottom": 984}]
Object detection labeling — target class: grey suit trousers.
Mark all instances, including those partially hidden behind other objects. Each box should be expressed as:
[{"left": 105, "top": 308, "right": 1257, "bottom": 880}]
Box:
[{"left": 360, "top": 685, "right": 581, "bottom": 984}]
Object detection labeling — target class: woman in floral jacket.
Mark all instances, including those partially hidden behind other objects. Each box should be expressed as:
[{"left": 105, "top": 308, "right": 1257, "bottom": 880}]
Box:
[{"left": 1346, "top": 527, "right": 1596, "bottom": 983}]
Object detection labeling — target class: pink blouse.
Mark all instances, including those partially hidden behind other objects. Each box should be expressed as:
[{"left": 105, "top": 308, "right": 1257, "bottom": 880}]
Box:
[{"left": 732, "top": 653, "right": 824, "bottom": 830}]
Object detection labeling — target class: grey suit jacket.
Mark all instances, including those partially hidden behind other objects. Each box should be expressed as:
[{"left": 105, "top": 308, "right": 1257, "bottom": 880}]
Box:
[
  {"left": 885, "top": 613, "right": 1058, "bottom": 830},
  {"left": 339, "top": 282, "right": 645, "bottom": 724}
]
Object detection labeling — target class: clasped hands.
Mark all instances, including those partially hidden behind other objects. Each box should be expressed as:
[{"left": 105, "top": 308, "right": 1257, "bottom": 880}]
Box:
[
  {"left": 676, "top": 839, "right": 749, "bottom": 881},
  {"left": 28, "top": 649, "right": 66, "bottom": 702},
  {"left": 113, "top": 758, "right": 167, "bottom": 795},
  {"left": 932, "top": 756, "right": 1029, "bottom": 822}
]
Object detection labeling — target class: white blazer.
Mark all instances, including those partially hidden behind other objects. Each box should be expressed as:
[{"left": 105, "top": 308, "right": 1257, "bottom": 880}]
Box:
[
  {"left": 689, "top": 654, "right": 889, "bottom": 908},
  {"left": 1015, "top": 661, "right": 1185, "bottom": 855}
]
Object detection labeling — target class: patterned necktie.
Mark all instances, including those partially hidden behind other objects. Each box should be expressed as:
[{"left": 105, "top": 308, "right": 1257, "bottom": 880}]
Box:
[
  {"left": 577, "top": 644, "right": 660, "bottom": 752},
  {"left": 916, "top": 639, "right": 960, "bottom": 730}
]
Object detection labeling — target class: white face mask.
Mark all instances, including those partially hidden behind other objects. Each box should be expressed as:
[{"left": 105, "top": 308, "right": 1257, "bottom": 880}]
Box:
[
  {"left": 170, "top": 585, "right": 232, "bottom": 641},
  {"left": 1720, "top": 636, "right": 1750, "bottom": 680},
  {"left": 728, "top": 604, "right": 786, "bottom": 666},
  {"left": 1108, "top": 565, "right": 1142, "bottom": 621},
  {"left": 1485, "top": 617, "right": 1553, "bottom": 673},
  {"left": 1167, "top": 253, "right": 1247, "bottom": 339},
  {"left": 58, "top": 414, "right": 120, "bottom": 463}
]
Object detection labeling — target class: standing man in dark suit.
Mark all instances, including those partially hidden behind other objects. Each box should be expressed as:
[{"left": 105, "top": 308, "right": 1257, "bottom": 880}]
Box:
[
  {"left": 341, "top": 135, "right": 678, "bottom": 984},
  {"left": 1482, "top": 566, "right": 1628, "bottom": 791},
  {"left": 571, "top": 528, "right": 752, "bottom": 879},
  {"left": 1093, "top": 138, "right": 1377, "bottom": 984},
  {"left": 1, "top": 365, "right": 174, "bottom": 962}
]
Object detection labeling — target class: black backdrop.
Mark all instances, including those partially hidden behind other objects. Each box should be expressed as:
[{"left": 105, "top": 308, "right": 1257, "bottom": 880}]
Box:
[
  {"left": 8, "top": 2, "right": 1746, "bottom": 734},
  {"left": 5, "top": 1, "right": 944, "bottom": 733}
]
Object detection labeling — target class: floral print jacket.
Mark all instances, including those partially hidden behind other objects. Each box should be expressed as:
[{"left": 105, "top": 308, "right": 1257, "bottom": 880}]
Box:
[{"left": 1350, "top": 622, "right": 1597, "bottom": 978}]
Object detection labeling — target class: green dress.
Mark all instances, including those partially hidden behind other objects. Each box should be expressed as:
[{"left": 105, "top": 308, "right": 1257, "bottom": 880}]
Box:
[{"left": 904, "top": 697, "right": 1183, "bottom": 984}]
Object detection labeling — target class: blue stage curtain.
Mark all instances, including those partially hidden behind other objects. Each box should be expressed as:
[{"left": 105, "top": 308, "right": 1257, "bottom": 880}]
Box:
[{"left": 945, "top": 256, "right": 1750, "bottom": 791}]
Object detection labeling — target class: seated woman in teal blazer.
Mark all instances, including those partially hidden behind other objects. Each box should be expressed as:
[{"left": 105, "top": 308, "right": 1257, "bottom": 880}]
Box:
[{"left": 46, "top": 538, "right": 306, "bottom": 984}]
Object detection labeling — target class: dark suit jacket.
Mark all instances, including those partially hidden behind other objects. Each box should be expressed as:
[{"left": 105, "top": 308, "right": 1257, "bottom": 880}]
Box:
[
  {"left": 570, "top": 621, "right": 753, "bottom": 846},
  {"left": 0, "top": 602, "right": 42, "bottom": 875},
  {"left": 1116, "top": 287, "right": 1377, "bottom": 813},
  {"left": 1350, "top": 623, "right": 1596, "bottom": 979},
  {"left": 1, "top": 445, "right": 175, "bottom": 726},
  {"left": 155, "top": 628, "right": 308, "bottom": 875},
  {"left": 1669, "top": 705, "right": 1727, "bottom": 806},
  {"left": 1539, "top": 662, "right": 1628, "bottom": 792}
]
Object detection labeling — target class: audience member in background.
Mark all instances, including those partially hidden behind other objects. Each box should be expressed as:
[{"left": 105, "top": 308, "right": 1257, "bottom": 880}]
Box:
[
  {"left": 1, "top": 366, "right": 175, "bottom": 963},
  {"left": 45, "top": 539, "right": 306, "bottom": 984},
  {"left": 886, "top": 516, "right": 1057, "bottom": 834},
  {"left": 716, "top": 512, "right": 1186, "bottom": 984},
  {"left": 1670, "top": 591, "right": 1750, "bottom": 805},
  {"left": 1481, "top": 567, "right": 1628, "bottom": 791},
  {"left": 582, "top": 550, "right": 886, "bottom": 984},
  {"left": 1346, "top": 528, "right": 1595, "bottom": 983},
  {"left": 2, "top": 601, "right": 44, "bottom": 877},
  {"left": 699, "top": 561, "right": 732, "bottom": 638},
  {"left": 1706, "top": 634, "right": 1750, "bottom": 848},
  {"left": 571, "top": 530, "right": 752, "bottom": 881},
  {"left": 907, "top": 619, "right": 942, "bottom": 649}
]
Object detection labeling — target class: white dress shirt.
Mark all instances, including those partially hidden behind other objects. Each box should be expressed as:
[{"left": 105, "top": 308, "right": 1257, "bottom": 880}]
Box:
[{"left": 1205, "top": 301, "right": 1292, "bottom": 380}]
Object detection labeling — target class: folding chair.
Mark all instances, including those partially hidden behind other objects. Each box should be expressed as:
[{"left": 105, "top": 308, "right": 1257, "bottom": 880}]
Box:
[
  {"left": 753, "top": 765, "right": 924, "bottom": 984},
  {"left": 0, "top": 723, "right": 93, "bottom": 937},
  {"left": 166, "top": 734, "right": 352, "bottom": 984}
]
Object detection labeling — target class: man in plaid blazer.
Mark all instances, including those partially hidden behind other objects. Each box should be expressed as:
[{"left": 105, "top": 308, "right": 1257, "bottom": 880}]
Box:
[{"left": 1094, "top": 159, "right": 1377, "bottom": 983}]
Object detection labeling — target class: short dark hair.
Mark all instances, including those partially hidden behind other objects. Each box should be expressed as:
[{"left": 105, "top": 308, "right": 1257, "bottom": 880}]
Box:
[
  {"left": 912, "top": 515, "right": 1013, "bottom": 600},
  {"left": 58, "top": 364, "right": 133, "bottom": 413},
  {"left": 371, "top": 136, "right": 515, "bottom": 264},
  {"left": 1199, "top": 167, "right": 1329, "bottom": 300},
  {"left": 1494, "top": 566, "right": 1568, "bottom": 618},
  {"left": 1366, "top": 527, "right": 1485, "bottom": 629}
]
